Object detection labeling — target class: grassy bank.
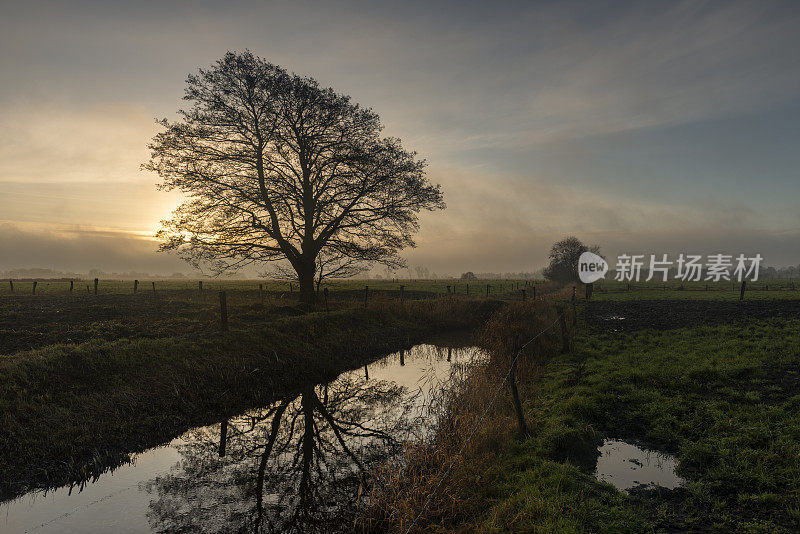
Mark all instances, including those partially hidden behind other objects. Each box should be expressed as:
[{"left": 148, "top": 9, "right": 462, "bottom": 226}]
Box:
[
  {"left": 363, "top": 303, "right": 800, "bottom": 532},
  {"left": 0, "top": 299, "right": 497, "bottom": 501}
]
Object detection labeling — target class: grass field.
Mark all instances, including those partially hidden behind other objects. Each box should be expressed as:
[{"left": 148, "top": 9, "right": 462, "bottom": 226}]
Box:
[
  {"left": 478, "top": 316, "right": 800, "bottom": 532},
  {"left": 3, "top": 278, "right": 799, "bottom": 532},
  {"left": 0, "top": 277, "right": 538, "bottom": 296},
  {"left": 361, "top": 284, "right": 800, "bottom": 533}
]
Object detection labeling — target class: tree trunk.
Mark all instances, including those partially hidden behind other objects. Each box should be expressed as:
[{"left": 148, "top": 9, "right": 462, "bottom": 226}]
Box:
[{"left": 297, "top": 262, "right": 316, "bottom": 308}]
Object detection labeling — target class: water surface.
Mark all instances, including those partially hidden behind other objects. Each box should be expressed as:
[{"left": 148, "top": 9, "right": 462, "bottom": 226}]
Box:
[
  {"left": 594, "top": 439, "right": 684, "bottom": 492},
  {"left": 2, "top": 339, "right": 482, "bottom": 533}
]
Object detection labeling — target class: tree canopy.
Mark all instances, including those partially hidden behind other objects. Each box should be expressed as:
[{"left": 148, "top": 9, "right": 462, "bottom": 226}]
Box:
[
  {"left": 542, "top": 236, "right": 601, "bottom": 284},
  {"left": 145, "top": 51, "right": 444, "bottom": 304}
]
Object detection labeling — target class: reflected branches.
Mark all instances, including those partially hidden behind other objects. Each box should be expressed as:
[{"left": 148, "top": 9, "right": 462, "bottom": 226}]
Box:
[{"left": 144, "top": 373, "right": 414, "bottom": 533}]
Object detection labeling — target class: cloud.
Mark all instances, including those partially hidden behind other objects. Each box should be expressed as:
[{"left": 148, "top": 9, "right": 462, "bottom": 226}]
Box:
[
  {"left": 0, "top": 222, "right": 188, "bottom": 274},
  {"left": 1, "top": 1, "right": 800, "bottom": 276}
]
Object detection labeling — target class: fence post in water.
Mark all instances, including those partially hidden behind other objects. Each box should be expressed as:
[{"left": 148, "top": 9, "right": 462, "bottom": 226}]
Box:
[
  {"left": 219, "top": 290, "right": 228, "bottom": 331},
  {"left": 133, "top": 280, "right": 138, "bottom": 294},
  {"left": 508, "top": 336, "right": 529, "bottom": 437},
  {"left": 69, "top": 280, "right": 74, "bottom": 294},
  {"left": 558, "top": 307, "right": 569, "bottom": 353},
  {"left": 740, "top": 280, "right": 746, "bottom": 301},
  {"left": 218, "top": 419, "right": 228, "bottom": 457},
  {"left": 93, "top": 278, "right": 99, "bottom": 295},
  {"left": 363, "top": 285, "right": 369, "bottom": 308},
  {"left": 32, "top": 281, "right": 37, "bottom": 294},
  {"left": 323, "top": 287, "right": 329, "bottom": 312}
]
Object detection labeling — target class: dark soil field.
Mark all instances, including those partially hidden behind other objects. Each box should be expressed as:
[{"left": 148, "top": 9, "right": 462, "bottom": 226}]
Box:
[{"left": 585, "top": 298, "right": 800, "bottom": 331}]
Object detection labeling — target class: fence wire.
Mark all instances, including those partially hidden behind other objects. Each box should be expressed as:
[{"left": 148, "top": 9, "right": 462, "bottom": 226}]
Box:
[{"left": 403, "top": 314, "right": 564, "bottom": 534}]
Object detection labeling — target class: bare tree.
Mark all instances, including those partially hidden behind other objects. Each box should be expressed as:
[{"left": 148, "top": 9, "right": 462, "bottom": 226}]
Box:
[{"left": 145, "top": 51, "right": 445, "bottom": 306}]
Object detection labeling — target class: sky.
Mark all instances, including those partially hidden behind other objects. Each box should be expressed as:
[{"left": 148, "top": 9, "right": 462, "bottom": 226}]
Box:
[{"left": 2, "top": 0, "right": 800, "bottom": 276}]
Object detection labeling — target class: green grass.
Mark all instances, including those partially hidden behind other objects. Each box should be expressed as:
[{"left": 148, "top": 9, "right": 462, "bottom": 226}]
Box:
[
  {"left": 478, "top": 317, "right": 800, "bottom": 532},
  {"left": 592, "top": 279, "right": 800, "bottom": 301}
]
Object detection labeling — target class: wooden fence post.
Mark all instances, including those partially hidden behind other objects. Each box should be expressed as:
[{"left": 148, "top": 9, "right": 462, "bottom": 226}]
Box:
[
  {"left": 571, "top": 286, "right": 577, "bottom": 326},
  {"left": 399, "top": 285, "right": 404, "bottom": 302},
  {"left": 218, "top": 419, "right": 228, "bottom": 457},
  {"left": 133, "top": 279, "right": 138, "bottom": 294},
  {"left": 466, "top": 283, "right": 469, "bottom": 295},
  {"left": 558, "top": 308, "right": 569, "bottom": 353},
  {"left": 739, "top": 280, "right": 746, "bottom": 301},
  {"left": 446, "top": 285, "right": 451, "bottom": 294},
  {"left": 533, "top": 285, "right": 536, "bottom": 300},
  {"left": 94, "top": 278, "right": 99, "bottom": 295},
  {"left": 9, "top": 280, "right": 13, "bottom": 292},
  {"left": 152, "top": 281, "right": 156, "bottom": 295},
  {"left": 586, "top": 282, "right": 593, "bottom": 300},
  {"left": 486, "top": 284, "right": 490, "bottom": 298},
  {"left": 32, "top": 281, "right": 37, "bottom": 294},
  {"left": 508, "top": 336, "right": 529, "bottom": 437},
  {"left": 86, "top": 284, "right": 90, "bottom": 294},
  {"left": 363, "top": 285, "right": 369, "bottom": 308},
  {"left": 69, "top": 280, "right": 74, "bottom": 294},
  {"left": 522, "top": 289, "right": 526, "bottom": 301},
  {"left": 324, "top": 287, "right": 329, "bottom": 312},
  {"left": 198, "top": 280, "right": 203, "bottom": 293},
  {"left": 219, "top": 290, "right": 228, "bottom": 331}
]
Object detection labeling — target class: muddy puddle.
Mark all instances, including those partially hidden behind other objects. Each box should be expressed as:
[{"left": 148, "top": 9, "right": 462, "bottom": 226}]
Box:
[
  {"left": 594, "top": 439, "right": 684, "bottom": 492},
  {"left": 1, "top": 338, "right": 484, "bottom": 533}
]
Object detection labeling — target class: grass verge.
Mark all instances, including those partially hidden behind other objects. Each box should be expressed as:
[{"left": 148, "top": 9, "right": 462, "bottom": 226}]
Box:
[{"left": 362, "top": 305, "right": 800, "bottom": 533}]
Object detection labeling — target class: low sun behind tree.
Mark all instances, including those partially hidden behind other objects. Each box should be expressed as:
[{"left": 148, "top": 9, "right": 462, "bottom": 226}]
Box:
[{"left": 145, "top": 51, "right": 445, "bottom": 306}]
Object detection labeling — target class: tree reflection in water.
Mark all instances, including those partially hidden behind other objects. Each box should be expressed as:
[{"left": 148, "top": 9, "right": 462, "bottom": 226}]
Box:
[{"left": 143, "top": 372, "right": 418, "bottom": 533}]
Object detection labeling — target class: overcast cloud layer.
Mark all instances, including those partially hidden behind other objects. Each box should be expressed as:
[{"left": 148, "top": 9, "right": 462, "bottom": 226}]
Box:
[{"left": 2, "top": 0, "right": 799, "bottom": 276}]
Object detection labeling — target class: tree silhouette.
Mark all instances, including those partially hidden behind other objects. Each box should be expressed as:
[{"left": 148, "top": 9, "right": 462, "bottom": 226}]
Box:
[
  {"left": 542, "top": 236, "right": 601, "bottom": 284},
  {"left": 143, "top": 373, "right": 415, "bottom": 533},
  {"left": 145, "top": 51, "right": 445, "bottom": 305}
]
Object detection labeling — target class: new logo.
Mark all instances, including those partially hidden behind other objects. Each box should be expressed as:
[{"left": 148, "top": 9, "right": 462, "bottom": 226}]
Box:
[{"left": 578, "top": 251, "right": 608, "bottom": 284}]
